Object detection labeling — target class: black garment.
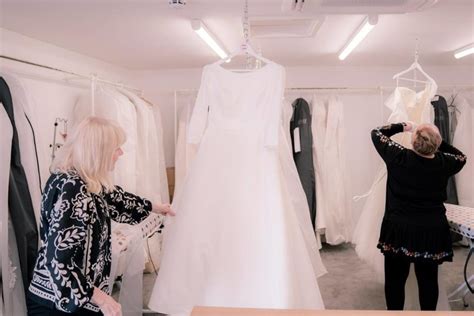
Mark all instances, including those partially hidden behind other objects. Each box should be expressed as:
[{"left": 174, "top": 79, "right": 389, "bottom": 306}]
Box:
[
  {"left": 371, "top": 123, "right": 466, "bottom": 263},
  {"left": 432, "top": 95, "right": 459, "bottom": 204},
  {"left": 27, "top": 293, "right": 101, "bottom": 316},
  {"left": 28, "top": 171, "right": 152, "bottom": 313},
  {"left": 290, "top": 98, "right": 316, "bottom": 228},
  {"left": 0, "top": 77, "right": 38, "bottom": 291},
  {"left": 384, "top": 254, "right": 439, "bottom": 310}
]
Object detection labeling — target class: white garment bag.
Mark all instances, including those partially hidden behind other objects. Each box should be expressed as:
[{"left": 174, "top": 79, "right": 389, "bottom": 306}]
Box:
[
  {"left": 0, "top": 104, "right": 28, "bottom": 316},
  {"left": 307, "top": 96, "right": 351, "bottom": 245},
  {"left": 1, "top": 74, "right": 44, "bottom": 227}
]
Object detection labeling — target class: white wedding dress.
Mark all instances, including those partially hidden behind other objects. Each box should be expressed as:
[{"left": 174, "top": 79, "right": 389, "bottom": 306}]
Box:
[
  {"left": 352, "top": 84, "right": 450, "bottom": 310},
  {"left": 149, "top": 62, "right": 326, "bottom": 315}
]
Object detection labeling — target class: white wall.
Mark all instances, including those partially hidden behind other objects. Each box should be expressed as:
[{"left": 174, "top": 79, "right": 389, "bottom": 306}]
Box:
[{"left": 0, "top": 28, "right": 136, "bottom": 187}]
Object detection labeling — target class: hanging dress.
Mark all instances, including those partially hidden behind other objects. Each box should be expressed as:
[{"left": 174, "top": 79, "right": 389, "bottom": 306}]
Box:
[
  {"left": 311, "top": 97, "right": 328, "bottom": 236},
  {"left": 149, "top": 62, "right": 326, "bottom": 315},
  {"left": 432, "top": 96, "right": 459, "bottom": 204},
  {"left": 290, "top": 98, "right": 317, "bottom": 228},
  {"left": 320, "top": 96, "right": 351, "bottom": 245},
  {"left": 352, "top": 84, "right": 450, "bottom": 310}
]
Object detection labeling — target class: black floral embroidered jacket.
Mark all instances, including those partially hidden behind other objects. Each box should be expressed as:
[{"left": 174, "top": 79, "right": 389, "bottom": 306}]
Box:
[{"left": 28, "top": 171, "right": 152, "bottom": 313}]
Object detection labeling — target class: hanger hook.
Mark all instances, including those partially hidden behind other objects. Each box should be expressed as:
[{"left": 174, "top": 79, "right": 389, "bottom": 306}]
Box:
[{"left": 415, "top": 37, "right": 419, "bottom": 63}]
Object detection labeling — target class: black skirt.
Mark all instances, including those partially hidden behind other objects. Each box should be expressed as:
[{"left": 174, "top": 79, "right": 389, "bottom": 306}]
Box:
[{"left": 377, "top": 218, "right": 453, "bottom": 264}]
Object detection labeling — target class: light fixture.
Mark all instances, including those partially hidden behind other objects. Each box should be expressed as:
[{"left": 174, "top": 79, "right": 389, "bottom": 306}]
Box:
[
  {"left": 454, "top": 43, "right": 474, "bottom": 59},
  {"left": 169, "top": 0, "right": 186, "bottom": 9},
  {"left": 191, "top": 20, "right": 228, "bottom": 59},
  {"left": 338, "top": 15, "right": 378, "bottom": 61}
]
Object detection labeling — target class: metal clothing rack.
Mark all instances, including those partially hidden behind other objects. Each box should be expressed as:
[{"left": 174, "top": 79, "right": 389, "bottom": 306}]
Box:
[
  {"left": 0, "top": 55, "right": 143, "bottom": 113},
  {"left": 173, "top": 84, "right": 474, "bottom": 145},
  {"left": 0, "top": 55, "right": 141, "bottom": 92}
]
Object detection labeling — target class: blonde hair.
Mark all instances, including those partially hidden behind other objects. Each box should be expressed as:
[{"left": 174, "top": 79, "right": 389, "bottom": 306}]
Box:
[
  {"left": 412, "top": 124, "right": 442, "bottom": 156},
  {"left": 51, "top": 116, "right": 126, "bottom": 194}
]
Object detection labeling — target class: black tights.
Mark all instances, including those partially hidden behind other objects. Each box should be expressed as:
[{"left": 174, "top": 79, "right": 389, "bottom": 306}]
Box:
[{"left": 384, "top": 255, "right": 439, "bottom": 310}]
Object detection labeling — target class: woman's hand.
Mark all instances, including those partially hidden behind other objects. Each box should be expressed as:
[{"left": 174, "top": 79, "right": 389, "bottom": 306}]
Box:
[
  {"left": 153, "top": 203, "right": 176, "bottom": 216},
  {"left": 91, "top": 287, "right": 122, "bottom": 316},
  {"left": 403, "top": 121, "right": 417, "bottom": 132}
]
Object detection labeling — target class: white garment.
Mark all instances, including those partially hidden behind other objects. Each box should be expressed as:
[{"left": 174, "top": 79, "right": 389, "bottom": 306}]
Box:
[
  {"left": 1, "top": 74, "right": 43, "bottom": 227},
  {"left": 282, "top": 98, "right": 293, "bottom": 146},
  {"left": 314, "top": 96, "right": 351, "bottom": 245},
  {"left": 0, "top": 104, "right": 27, "bottom": 316},
  {"left": 149, "top": 62, "right": 326, "bottom": 315},
  {"left": 152, "top": 102, "right": 170, "bottom": 204},
  {"left": 116, "top": 89, "right": 166, "bottom": 272},
  {"left": 117, "top": 88, "right": 165, "bottom": 203},
  {"left": 453, "top": 96, "right": 474, "bottom": 207},
  {"left": 352, "top": 84, "right": 450, "bottom": 310},
  {"left": 174, "top": 96, "right": 198, "bottom": 195},
  {"left": 310, "top": 98, "right": 327, "bottom": 234}
]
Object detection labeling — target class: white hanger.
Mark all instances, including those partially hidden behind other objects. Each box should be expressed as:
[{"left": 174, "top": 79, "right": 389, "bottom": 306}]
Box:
[
  {"left": 392, "top": 60, "right": 436, "bottom": 86},
  {"left": 392, "top": 42, "right": 436, "bottom": 88},
  {"left": 213, "top": 43, "right": 273, "bottom": 71}
]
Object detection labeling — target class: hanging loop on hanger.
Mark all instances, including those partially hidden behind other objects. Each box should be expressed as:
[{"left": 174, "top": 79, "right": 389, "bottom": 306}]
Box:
[
  {"left": 242, "top": 0, "right": 253, "bottom": 69},
  {"left": 414, "top": 38, "right": 419, "bottom": 87}
]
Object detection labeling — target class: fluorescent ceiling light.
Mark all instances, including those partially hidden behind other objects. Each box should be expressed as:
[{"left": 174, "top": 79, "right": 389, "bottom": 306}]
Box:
[
  {"left": 454, "top": 43, "right": 474, "bottom": 59},
  {"left": 191, "top": 20, "right": 228, "bottom": 59},
  {"left": 338, "top": 15, "right": 378, "bottom": 61}
]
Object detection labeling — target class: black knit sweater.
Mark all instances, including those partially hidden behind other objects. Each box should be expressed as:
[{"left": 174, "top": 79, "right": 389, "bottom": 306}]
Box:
[{"left": 371, "top": 123, "right": 467, "bottom": 263}]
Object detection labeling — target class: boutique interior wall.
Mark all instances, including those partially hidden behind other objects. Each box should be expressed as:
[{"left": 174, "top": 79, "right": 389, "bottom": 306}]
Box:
[{"left": 2, "top": 28, "right": 473, "bottom": 231}]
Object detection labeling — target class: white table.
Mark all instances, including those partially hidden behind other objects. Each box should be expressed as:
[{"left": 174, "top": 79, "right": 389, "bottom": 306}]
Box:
[{"left": 445, "top": 203, "right": 474, "bottom": 307}]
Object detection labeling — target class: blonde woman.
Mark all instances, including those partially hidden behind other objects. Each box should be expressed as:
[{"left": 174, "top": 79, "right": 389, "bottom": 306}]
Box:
[
  {"left": 27, "top": 117, "right": 174, "bottom": 316},
  {"left": 371, "top": 122, "right": 466, "bottom": 310}
]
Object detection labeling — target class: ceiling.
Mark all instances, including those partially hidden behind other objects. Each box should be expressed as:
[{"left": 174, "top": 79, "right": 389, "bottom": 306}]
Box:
[{"left": 1, "top": 0, "right": 473, "bottom": 70}]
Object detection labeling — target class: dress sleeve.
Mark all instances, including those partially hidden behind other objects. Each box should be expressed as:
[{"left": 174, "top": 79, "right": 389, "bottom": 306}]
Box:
[
  {"left": 104, "top": 186, "right": 152, "bottom": 224},
  {"left": 438, "top": 141, "right": 467, "bottom": 175},
  {"left": 187, "top": 66, "right": 210, "bottom": 144},
  {"left": 45, "top": 179, "right": 94, "bottom": 313},
  {"left": 264, "top": 66, "right": 285, "bottom": 148},
  {"left": 371, "top": 123, "right": 406, "bottom": 164}
]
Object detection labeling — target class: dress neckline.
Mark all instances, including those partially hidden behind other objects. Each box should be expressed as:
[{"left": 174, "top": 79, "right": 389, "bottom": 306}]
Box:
[{"left": 212, "top": 61, "right": 275, "bottom": 76}]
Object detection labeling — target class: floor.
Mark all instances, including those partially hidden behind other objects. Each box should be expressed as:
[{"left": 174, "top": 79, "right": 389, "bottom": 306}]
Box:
[{"left": 118, "top": 243, "right": 473, "bottom": 315}]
